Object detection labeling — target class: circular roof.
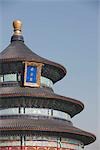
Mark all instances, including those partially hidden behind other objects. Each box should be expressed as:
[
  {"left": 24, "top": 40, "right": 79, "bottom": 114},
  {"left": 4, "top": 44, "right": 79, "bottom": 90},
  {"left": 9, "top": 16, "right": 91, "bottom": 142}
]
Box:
[
  {"left": 0, "top": 87, "right": 84, "bottom": 117},
  {"left": 0, "top": 117, "right": 96, "bottom": 145},
  {"left": 0, "top": 28, "right": 66, "bottom": 83}
]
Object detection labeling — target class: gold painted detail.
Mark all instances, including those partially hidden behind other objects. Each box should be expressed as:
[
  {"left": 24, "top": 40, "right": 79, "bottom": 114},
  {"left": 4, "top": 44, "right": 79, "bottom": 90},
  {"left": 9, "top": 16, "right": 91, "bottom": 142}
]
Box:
[
  {"left": 24, "top": 62, "right": 43, "bottom": 88},
  {"left": 13, "top": 20, "right": 22, "bottom": 35}
]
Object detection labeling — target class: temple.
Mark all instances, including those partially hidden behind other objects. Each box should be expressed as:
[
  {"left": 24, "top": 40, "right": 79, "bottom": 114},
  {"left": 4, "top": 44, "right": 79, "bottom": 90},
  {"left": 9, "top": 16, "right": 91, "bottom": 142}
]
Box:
[{"left": 0, "top": 20, "right": 96, "bottom": 150}]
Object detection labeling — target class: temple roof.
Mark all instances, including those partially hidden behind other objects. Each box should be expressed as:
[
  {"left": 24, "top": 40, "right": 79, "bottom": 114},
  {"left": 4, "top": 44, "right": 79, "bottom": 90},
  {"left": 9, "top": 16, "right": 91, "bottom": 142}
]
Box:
[
  {"left": 0, "top": 117, "right": 96, "bottom": 145},
  {"left": 0, "top": 20, "right": 96, "bottom": 146},
  {"left": 0, "top": 40, "right": 66, "bottom": 73},
  {"left": 0, "top": 20, "right": 66, "bottom": 83},
  {"left": 0, "top": 87, "right": 84, "bottom": 117}
]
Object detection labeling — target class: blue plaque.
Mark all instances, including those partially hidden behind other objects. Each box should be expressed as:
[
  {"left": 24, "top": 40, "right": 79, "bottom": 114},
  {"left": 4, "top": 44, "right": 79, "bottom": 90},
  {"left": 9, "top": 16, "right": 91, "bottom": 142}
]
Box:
[
  {"left": 24, "top": 62, "right": 43, "bottom": 87},
  {"left": 26, "top": 66, "right": 37, "bottom": 83}
]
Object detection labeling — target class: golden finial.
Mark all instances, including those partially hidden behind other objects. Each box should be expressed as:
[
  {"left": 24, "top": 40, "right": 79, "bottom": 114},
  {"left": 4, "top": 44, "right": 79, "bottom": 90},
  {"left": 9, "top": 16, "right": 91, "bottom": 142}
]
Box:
[{"left": 13, "top": 20, "right": 22, "bottom": 35}]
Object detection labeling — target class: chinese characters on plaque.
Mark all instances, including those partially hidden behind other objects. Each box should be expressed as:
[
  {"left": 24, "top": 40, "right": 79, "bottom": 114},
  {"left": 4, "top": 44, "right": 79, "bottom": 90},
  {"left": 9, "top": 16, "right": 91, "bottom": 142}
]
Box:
[{"left": 24, "top": 62, "right": 43, "bottom": 87}]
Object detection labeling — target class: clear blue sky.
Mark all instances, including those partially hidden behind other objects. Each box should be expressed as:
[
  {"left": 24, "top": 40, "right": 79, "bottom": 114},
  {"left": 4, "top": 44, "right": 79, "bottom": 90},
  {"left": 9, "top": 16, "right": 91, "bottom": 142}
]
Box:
[{"left": 0, "top": 0, "right": 99, "bottom": 149}]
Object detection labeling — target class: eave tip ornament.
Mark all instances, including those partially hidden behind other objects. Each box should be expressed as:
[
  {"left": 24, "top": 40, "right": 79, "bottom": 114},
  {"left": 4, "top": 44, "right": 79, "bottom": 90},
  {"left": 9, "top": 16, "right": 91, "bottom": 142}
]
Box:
[{"left": 13, "top": 20, "right": 22, "bottom": 35}]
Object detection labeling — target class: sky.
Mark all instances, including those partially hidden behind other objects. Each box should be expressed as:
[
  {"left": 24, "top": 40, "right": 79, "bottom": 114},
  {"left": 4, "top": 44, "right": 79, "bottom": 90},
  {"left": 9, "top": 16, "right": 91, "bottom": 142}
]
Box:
[{"left": 0, "top": 0, "right": 99, "bottom": 150}]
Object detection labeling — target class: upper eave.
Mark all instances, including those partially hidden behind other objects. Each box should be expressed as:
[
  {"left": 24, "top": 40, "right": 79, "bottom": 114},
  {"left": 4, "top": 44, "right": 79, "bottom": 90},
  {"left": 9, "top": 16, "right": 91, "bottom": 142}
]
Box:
[{"left": 0, "top": 39, "right": 66, "bottom": 83}]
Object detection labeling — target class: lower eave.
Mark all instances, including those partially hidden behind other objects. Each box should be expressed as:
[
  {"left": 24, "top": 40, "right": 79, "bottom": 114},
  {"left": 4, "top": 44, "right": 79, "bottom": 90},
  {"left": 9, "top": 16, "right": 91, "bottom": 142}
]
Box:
[{"left": 0, "top": 117, "right": 96, "bottom": 145}]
